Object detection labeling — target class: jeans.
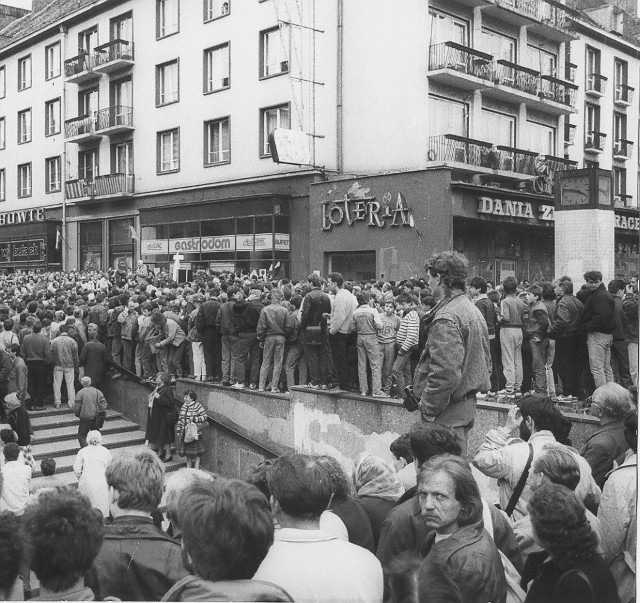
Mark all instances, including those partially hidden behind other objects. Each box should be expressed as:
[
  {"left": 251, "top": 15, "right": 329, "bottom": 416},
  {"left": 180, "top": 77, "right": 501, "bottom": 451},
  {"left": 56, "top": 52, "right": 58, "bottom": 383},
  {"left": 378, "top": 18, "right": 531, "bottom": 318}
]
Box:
[
  {"left": 611, "top": 339, "right": 632, "bottom": 388},
  {"left": 629, "top": 342, "right": 638, "bottom": 386},
  {"left": 53, "top": 366, "right": 75, "bottom": 407},
  {"left": 529, "top": 338, "right": 551, "bottom": 394},
  {"left": 191, "top": 342, "right": 205, "bottom": 380},
  {"left": 78, "top": 419, "right": 94, "bottom": 448},
  {"left": 201, "top": 327, "right": 222, "bottom": 380},
  {"left": 141, "top": 341, "right": 157, "bottom": 379},
  {"left": 587, "top": 331, "right": 614, "bottom": 388},
  {"left": 553, "top": 335, "right": 579, "bottom": 397},
  {"left": 392, "top": 349, "right": 413, "bottom": 395},
  {"left": 167, "top": 341, "right": 187, "bottom": 378},
  {"left": 285, "top": 340, "right": 307, "bottom": 388},
  {"left": 121, "top": 339, "right": 135, "bottom": 372},
  {"left": 357, "top": 334, "right": 382, "bottom": 394},
  {"left": 221, "top": 334, "right": 238, "bottom": 382},
  {"left": 329, "top": 332, "right": 349, "bottom": 389},
  {"left": 379, "top": 341, "right": 396, "bottom": 393},
  {"left": 26, "top": 360, "right": 49, "bottom": 407},
  {"left": 260, "top": 335, "right": 286, "bottom": 390},
  {"left": 302, "top": 333, "right": 328, "bottom": 386},
  {"left": 236, "top": 332, "right": 260, "bottom": 386},
  {"left": 500, "top": 328, "right": 523, "bottom": 393},
  {"left": 489, "top": 336, "right": 505, "bottom": 392}
]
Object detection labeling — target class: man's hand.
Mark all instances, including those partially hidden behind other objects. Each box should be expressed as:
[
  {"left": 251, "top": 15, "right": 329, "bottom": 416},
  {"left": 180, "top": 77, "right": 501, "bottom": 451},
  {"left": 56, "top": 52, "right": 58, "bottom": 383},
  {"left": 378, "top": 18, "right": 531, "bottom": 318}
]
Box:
[{"left": 503, "top": 404, "right": 523, "bottom": 433}]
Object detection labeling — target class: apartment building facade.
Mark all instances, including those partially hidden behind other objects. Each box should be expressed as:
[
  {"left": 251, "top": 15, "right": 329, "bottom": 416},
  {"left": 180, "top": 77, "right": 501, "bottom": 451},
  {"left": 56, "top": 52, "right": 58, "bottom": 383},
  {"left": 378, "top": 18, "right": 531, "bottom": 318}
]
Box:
[{"left": 0, "top": 0, "right": 636, "bottom": 282}]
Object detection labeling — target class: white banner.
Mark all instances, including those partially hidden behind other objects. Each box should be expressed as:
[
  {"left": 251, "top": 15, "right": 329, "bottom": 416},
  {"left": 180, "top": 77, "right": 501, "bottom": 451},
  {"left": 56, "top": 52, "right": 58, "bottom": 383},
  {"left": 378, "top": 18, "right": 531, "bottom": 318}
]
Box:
[
  {"left": 141, "top": 239, "right": 169, "bottom": 255},
  {"left": 274, "top": 233, "right": 290, "bottom": 251},
  {"left": 236, "top": 234, "right": 255, "bottom": 251},
  {"left": 254, "top": 233, "right": 273, "bottom": 251}
]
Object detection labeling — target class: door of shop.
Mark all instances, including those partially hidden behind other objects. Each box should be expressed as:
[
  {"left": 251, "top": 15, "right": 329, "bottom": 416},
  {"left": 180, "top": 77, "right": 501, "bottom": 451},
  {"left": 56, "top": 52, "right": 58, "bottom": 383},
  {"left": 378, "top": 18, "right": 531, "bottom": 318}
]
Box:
[
  {"left": 326, "top": 251, "right": 376, "bottom": 281},
  {"left": 480, "top": 259, "right": 529, "bottom": 285}
]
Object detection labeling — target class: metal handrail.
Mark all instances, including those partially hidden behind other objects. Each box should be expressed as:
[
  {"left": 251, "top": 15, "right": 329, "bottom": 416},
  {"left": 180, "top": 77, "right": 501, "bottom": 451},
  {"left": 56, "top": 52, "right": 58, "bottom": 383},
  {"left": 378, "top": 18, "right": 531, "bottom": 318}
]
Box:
[
  {"left": 95, "top": 106, "right": 133, "bottom": 131},
  {"left": 94, "top": 39, "right": 134, "bottom": 66}
]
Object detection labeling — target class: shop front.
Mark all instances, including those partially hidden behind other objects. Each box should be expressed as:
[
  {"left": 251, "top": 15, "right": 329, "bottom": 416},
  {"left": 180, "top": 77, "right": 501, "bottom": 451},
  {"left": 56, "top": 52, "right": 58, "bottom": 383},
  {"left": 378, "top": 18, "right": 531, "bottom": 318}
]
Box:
[
  {"left": 308, "top": 169, "right": 453, "bottom": 281},
  {"left": 614, "top": 211, "right": 640, "bottom": 280},
  {"left": 0, "top": 207, "right": 62, "bottom": 272}
]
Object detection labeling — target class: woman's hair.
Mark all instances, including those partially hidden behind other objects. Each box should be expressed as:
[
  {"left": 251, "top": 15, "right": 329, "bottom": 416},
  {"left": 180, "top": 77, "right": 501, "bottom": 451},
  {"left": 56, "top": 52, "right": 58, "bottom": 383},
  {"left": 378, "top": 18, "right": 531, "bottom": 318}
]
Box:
[
  {"left": 528, "top": 483, "right": 598, "bottom": 570},
  {"left": 315, "top": 455, "right": 352, "bottom": 499},
  {"left": 86, "top": 430, "right": 102, "bottom": 446},
  {"left": 157, "top": 371, "right": 172, "bottom": 385}
]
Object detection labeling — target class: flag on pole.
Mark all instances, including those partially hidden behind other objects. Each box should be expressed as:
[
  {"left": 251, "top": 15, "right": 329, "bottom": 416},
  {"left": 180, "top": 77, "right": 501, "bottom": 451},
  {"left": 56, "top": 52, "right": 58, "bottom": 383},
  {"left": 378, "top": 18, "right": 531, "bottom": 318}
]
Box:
[{"left": 55, "top": 226, "right": 62, "bottom": 251}]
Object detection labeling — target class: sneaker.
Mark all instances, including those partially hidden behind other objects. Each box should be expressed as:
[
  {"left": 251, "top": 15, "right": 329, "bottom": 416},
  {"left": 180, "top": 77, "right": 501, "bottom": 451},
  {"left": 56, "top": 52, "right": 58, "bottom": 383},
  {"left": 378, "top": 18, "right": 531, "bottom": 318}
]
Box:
[
  {"left": 497, "top": 389, "right": 508, "bottom": 396},
  {"left": 360, "top": 391, "right": 368, "bottom": 397},
  {"left": 476, "top": 392, "right": 488, "bottom": 400},
  {"left": 54, "top": 404, "right": 61, "bottom": 409},
  {"left": 258, "top": 388, "right": 265, "bottom": 392},
  {"left": 249, "top": 384, "right": 258, "bottom": 390},
  {"left": 231, "top": 383, "right": 245, "bottom": 389},
  {"left": 319, "top": 384, "right": 328, "bottom": 390},
  {"left": 307, "top": 383, "right": 319, "bottom": 389},
  {"left": 270, "top": 386, "right": 279, "bottom": 393},
  {"left": 372, "top": 391, "right": 388, "bottom": 398}
]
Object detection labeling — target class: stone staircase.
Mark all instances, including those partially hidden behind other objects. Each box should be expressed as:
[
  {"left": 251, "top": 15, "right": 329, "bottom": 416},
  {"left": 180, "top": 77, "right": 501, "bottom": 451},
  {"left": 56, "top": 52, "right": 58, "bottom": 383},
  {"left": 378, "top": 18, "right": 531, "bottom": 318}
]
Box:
[{"left": 29, "top": 406, "right": 185, "bottom": 489}]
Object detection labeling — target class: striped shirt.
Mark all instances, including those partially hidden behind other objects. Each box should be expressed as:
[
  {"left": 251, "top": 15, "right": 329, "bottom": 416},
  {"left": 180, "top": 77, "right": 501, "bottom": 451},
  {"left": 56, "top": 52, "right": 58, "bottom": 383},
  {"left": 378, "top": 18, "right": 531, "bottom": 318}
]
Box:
[{"left": 396, "top": 309, "right": 420, "bottom": 352}]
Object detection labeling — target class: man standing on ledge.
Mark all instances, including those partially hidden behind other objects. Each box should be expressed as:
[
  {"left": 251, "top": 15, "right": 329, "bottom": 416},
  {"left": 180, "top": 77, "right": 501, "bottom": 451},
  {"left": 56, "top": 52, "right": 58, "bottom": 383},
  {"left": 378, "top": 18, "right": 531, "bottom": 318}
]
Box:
[{"left": 412, "top": 251, "right": 491, "bottom": 454}]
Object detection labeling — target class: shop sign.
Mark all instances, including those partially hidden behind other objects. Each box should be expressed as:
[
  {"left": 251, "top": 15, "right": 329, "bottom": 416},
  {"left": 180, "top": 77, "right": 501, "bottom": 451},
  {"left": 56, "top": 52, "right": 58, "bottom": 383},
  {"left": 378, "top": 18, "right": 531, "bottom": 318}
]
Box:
[
  {"left": 615, "top": 215, "right": 640, "bottom": 231},
  {"left": 274, "top": 233, "right": 290, "bottom": 251},
  {"left": 0, "top": 208, "right": 45, "bottom": 226},
  {"left": 141, "top": 239, "right": 169, "bottom": 255},
  {"left": 0, "top": 243, "right": 9, "bottom": 263},
  {"left": 171, "top": 236, "right": 235, "bottom": 253},
  {"left": 477, "top": 197, "right": 554, "bottom": 222},
  {"left": 10, "top": 239, "right": 44, "bottom": 262},
  {"left": 209, "top": 261, "right": 235, "bottom": 272},
  {"left": 254, "top": 233, "right": 273, "bottom": 251}
]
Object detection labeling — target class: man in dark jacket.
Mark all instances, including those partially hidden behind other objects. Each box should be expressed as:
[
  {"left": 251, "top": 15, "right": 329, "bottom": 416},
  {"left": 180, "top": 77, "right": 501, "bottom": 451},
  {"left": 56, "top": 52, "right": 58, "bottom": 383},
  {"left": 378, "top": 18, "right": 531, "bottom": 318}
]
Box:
[
  {"left": 299, "top": 273, "right": 331, "bottom": 388},
  {"left": 608, "top": 279, "right": 632, "bottom": 388},
  {"left": 195, "top": 289, "right": 222, "bottom": 382},
  {"left": 73, "top": 376, "right": 108, "bottom": 448},
  {"left": 215, "top": 287, "right": 239, "bottom": 386},
  {"left": 86, "top": 449, "right": 187, "bottom": 600},
  {"left": 21, "top": 321, "right": 52, "bottom": 411},
  {"left": 232, "top": 286, "right": 263, "bottom": 389},
  {"left": 578, "top": 271, "right": 616, "bottom": 389}
]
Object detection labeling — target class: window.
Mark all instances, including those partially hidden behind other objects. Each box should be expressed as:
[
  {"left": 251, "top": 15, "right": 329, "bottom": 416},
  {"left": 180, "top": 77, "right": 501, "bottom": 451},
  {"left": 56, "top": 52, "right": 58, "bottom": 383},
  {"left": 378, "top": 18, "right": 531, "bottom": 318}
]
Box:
[
  {"left": 260, "top": 104, "right": 290, "bottom": 156},
  {"left": 429, "top": 10, "right": 468, "bottom": 45},
  {"left": 157, "top": 128, "right": 180, "bottom": 173},
  {"left": 481, "top": 109, "right": 516, "bottom": 147},
  {"left": 429, "top": 95, "right": 468, "bottom": 137},
  {"left": 613, "top": 167, "right": 626, "bottom": 197},
  {"left": 260, "top": 27, "right": 289, "bottom": 78},
  {"left": 0, "top": 117, "right": 4, "bottom": 150},
  {"left": 157, "top": 0, "right": 179, "bottom": 38},
  {"left": 528, "top": 121, "right": 556, "bottom": 155},
  {"left": 481, "top": 29, "right": 516, "bottom": 62},
  {"left": 586, "top": 46, "right": 604, "bottom": 93},
  {"left": 79, "top": 87, "right": 98, "bottom": 116},
  {"left": 614, "top": 59, "right": 628, "bottom": 102},
  {"left": 204, "top": 117, "right": 230, "bottom": 165},
  {"left": 45, "top": 98, "right": 61, "bottom": 136},
  {"left": 0, "top": 169, "right": 4, "bottom": 201},
  {"left": 204, "top": 43, "right": 230, "bottom": 92},
  {"left": 204, "top": 0, "right": 229, "bottom": 21},
  {"left": 17, "top": 163, "right": 31, "bottom": 198},
  {"left": 17, "top": 109, "right": 31, "bottom": 144},
  {"left": 79, "top": 149, "right": 98, "bottom": 181},
  {"left": 110, "top": 12, "right": 133, "bottom": 41},
  {"left": 45, "top": 42, "right": 61, "bottom": 79},
  {"left": 17, "top": 55, "right": 31, "bottom": 91},
  {"left": 0, "top": 66, "right": 5, "bottom": 98},
  {"left": 78, "top": 26, "right": 98, "bottom": 53},
  {"left": 527, "top": 44, "right": 557, "bottom": 76},
  {"left": 156, "top": 60, "right": 179, "bottom": 106},
  {"left": 80, "top": 221, "right": 103, "bottom": 271},
  {"left": 45, "top": 156, "right": 61, "bottom": 193},
  {"left": 111, "top": 77, "right": 132, "bottom": 107},
  {"left": 112, "top": 141, "right": 133, "bottom": 174},
  {"left": 614, "top": 112, "right": 627, "bottom": 142},
  {"left": 585, "top": 103, "right": 600, "bottom": 136}
]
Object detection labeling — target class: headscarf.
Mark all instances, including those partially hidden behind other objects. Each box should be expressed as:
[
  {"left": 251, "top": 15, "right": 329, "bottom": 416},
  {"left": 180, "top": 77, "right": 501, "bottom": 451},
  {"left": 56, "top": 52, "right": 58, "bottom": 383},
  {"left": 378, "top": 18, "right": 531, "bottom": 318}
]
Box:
[
  {"left": 3, "top": 392, "right": 20, "bottom": 412},
  {"left": 354, "top": 454, "right": 404, "bottom": 501}
]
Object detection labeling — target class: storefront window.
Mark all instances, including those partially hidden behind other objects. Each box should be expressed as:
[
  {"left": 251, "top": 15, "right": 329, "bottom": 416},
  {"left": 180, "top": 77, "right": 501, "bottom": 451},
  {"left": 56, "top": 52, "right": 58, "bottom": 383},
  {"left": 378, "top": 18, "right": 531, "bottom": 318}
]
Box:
[
  {"left": 327, "top": 251, "right": 376, "bottom": 281},
  {"left": 109, "top": 217, "right": 134, "bottom": 271},
  {"left": 80, "top": 221, "right": 102, "bottom": 271}
]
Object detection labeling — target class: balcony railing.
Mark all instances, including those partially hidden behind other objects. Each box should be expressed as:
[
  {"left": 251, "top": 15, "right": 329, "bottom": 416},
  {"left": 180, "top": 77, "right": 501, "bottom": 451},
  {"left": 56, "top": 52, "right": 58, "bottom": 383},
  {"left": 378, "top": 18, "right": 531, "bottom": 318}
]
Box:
[
  {"left": 94, "top": 39, "right": 134, "bottom": 65},
  {"left": 564, "top": 123, "right": 576, "bottom": 146},
  {"left": 614, "top": 194, "right": 635, "bottom": 209},
  {"left": 64, "top": 52, "right": 95, "bottom": 78},
  {"left": 614, "top": 84, "right": 634, "bottom": 106},
  {"left": 585, "top": 131, "right": 606, "bottom": 152},
  {"left": 586, "top": 73, "right": 607, "bottom": 96},
  {"left": 95, "top": 106, "right": 133, "bottom": 131},
  {"left": 65, "top": 173, "right": 134, "bottom": 200},
  {"left": 538, "top": 74, "right": 577, "bottom": 108},
  {"left": 493, "top": 0, "right": 573, "bottom": 35},
  {"left": 428, "top": 42, "right": 493, "bottom": 80},
  {"left": 493, "top": 60, "right": 539, "bottom": 95},
  {"left": 613, "top": 139, "right": 633, "bottom": 159},
  {"left": 426, "top": 134, "right": 577, "bottom": 177},
  {"left": 64, "top": 114, "right": 97, "bottom": 139}
]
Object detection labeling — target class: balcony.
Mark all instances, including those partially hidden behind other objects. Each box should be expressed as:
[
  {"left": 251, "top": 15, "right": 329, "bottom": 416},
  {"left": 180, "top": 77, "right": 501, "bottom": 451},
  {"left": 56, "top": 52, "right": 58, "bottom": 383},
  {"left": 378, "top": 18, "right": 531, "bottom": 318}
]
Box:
[
  {"left": 614, "top": 84, "right": 634, "bottom": 107},
  {"left": 481, "top": 0, "right": 576, "bottom": 42},
  {"left": 486, "top": 59, "right": 539, "bottom": 101},
  {"left": 428, "top": 42, "right": 493, "bottom": 90},
  {"left": 64, "top": 114, "right": 101, "bottom": 143},
  {"left": 614, "top": 194, "right": 635, "bottom": 209},
  {"left": 64, "top": 52, "right": 100, "bottom": 84},
  {"left": 426, "top": 134, "right": 577, "bottom": 179},
  {"left": 93, "top": 40, "right": 134, "bottom": 74},
  {"left": 65, "top": 173, "right": 134, "bottom": 201},
  {"left": 564, "top": 123, "right": 576, "bottom": 146},
  {"left": 613, "top": 139, "right": 633, "bottom": 160},
  {"left": 536, "top": 74, "right": 577, "bottom": 114},
  {"left": 586, "top": 73, "right": 607, "bottom": 97},
  {"left": 585, "top": 131, "right": 606, "bottom": 153},
  {"left": 95, "top": 106, "right": 134, "bottom": 135}
]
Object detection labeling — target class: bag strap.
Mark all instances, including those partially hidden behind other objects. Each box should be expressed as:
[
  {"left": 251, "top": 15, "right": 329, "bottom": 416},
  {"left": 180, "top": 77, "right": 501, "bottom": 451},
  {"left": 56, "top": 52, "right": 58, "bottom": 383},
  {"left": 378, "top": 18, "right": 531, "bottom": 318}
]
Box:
[
  {"left": 552, "top": 569, "right": 596, "bottom": 603},
  {"left": 505, "top": 443, "right": 534, "bottom": 517}
]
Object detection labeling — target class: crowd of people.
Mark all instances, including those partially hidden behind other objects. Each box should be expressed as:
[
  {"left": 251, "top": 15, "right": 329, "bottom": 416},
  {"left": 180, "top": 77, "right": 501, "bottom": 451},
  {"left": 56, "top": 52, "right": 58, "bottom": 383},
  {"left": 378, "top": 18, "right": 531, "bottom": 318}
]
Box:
[{"left": 0, "top": 254, "right": 635, "bottom": 601}]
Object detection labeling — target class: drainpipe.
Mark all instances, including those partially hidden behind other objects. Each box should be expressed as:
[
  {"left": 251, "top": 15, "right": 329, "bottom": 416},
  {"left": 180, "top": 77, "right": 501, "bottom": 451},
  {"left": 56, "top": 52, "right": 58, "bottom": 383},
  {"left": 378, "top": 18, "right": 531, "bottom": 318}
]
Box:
[
  {"left": 336, "top": 0, "right": 343, "bottom": 174},
  {"left": 60, "top": 23, "right": 68, "bottom": 272}
]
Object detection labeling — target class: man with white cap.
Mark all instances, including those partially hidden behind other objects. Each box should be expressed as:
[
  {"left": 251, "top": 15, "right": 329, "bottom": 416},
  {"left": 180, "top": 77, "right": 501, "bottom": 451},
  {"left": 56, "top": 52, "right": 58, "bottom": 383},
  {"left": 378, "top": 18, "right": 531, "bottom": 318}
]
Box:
[{"left": 73, "top": 376, "right": 108, "bottom": 448}]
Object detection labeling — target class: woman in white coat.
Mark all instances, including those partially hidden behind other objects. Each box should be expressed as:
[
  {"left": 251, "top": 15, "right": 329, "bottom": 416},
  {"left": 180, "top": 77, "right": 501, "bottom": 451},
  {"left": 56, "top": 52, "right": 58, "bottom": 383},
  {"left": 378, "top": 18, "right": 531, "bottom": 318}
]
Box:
[{"left": 73, "top": 430, "right": 112, "bottom": 518}]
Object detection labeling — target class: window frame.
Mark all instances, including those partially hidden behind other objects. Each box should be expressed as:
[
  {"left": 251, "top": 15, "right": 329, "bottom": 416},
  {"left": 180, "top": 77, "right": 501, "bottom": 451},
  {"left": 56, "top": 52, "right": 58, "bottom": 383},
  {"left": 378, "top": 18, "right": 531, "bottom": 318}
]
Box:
[
  {"left": 157, "top": 128, "right": 180, "bottom": 174},
  {"left": 17, "top": 162, "right": 32, "bottom": 198},
  {"left": 204, "top": 0, "right": 230, "bottom": 22},
  {"left": 45, "top": 155, "right": 62, "bottom": 194},
  {"left": 45, "top": 42, "right": 61, "bottom": 80},
  {"left": 0, "top": 66, "right": 5, "bottom": 99},
  {"left": 156, "top": 59, "right": 180, "bottom": 107},
  {"left": 203, "top": 42, "right": 230, "bottom": 94},
  {"left": 17, "top": 108, "right": 32, "bottom": 144},
  {"left": 17, "top": 54, "right": 32, "bottom": 91},
  {"left": 0, "top": 117, "right": 5, "bottom": 150},
  {"left": 156, "top": 0, "right": 180, "bottom": 39},
  {"left": 613, "top": 166, "right": 626, "bottom": 197},
  {"left": 204, "top": 116, "right": 231, "bottom": 166},
  {"left": 78, "top": 148, "right": 99, "bottom": 182},
  {"left": 0, "top": 168, "right": 5, "bottom": 202},
  {"left": 259, "top": 102, "right": 290, "bottom": 158},
  {"left": 259, "top": 26, "right": 289, "bottom": 79},
  {"left": 45, "top": 98, "right": 61, "bottom": 137}
]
